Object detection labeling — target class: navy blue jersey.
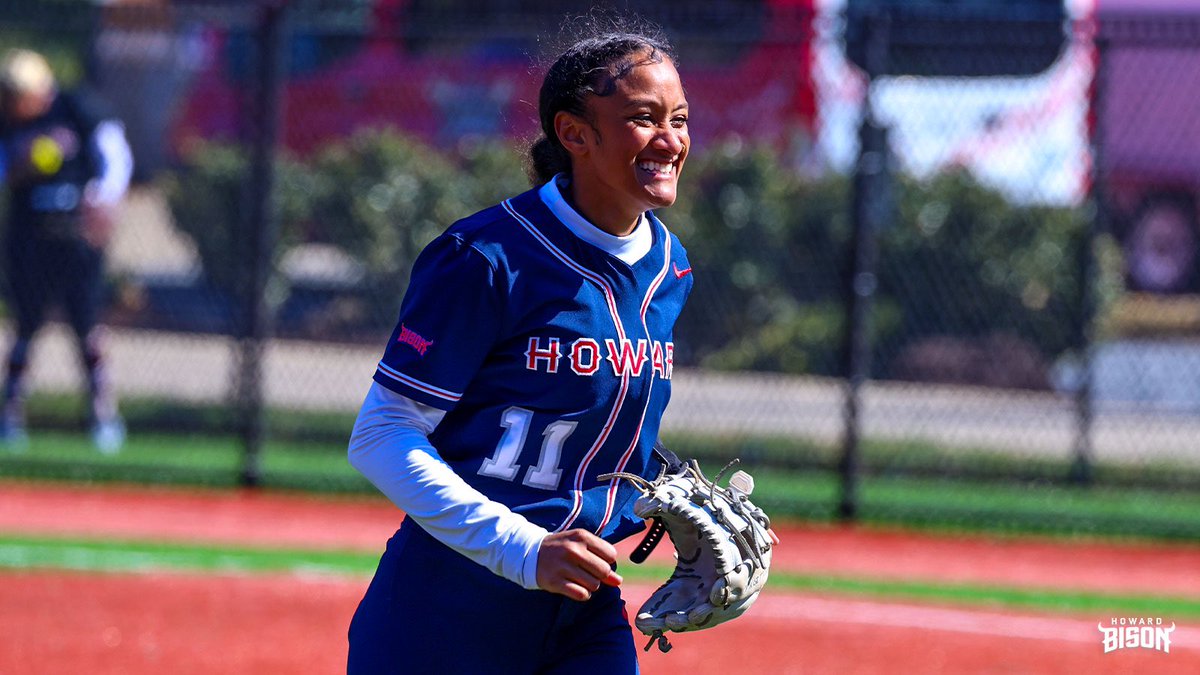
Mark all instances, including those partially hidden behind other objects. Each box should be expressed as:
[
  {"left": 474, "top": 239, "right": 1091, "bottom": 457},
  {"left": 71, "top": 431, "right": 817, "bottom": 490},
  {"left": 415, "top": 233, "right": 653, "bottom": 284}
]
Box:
[
  {"left": 0, "top": 90, "right": 110, "bottom": 237},
  {"left": 373, "top": 186, "right": 692, "bottom": 543}
]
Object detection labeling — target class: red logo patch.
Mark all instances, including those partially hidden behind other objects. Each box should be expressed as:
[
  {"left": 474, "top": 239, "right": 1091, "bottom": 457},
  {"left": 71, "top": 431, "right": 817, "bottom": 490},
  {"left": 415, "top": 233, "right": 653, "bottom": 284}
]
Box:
[
  {"left": 396, "top": 324, "right": 434, "bottom": 357},
  {"left": 673, "top": 262, "right": 693, "bottom": 279}
]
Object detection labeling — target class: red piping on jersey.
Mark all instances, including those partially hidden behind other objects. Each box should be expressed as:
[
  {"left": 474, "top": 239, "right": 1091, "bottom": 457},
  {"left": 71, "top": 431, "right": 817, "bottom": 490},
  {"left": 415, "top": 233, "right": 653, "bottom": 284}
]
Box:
[
  {"left": 501, "top": 200, "right": 628, "bottom": 344},
  {"left": 596, "top": 230, "right": 672, "bottom": 535},
  {"left": 375, "top": 361, "right": 462, "bottom": 402},
  {"left": 501, "top": 200, "right": 629, "bottom": 533}
]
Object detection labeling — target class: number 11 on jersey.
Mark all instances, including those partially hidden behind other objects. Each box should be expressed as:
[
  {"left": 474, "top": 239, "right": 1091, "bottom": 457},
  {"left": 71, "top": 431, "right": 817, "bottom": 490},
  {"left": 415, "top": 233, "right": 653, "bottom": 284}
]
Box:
[{"left": 478, "top": 406, "right": 577, "bottom": 490}]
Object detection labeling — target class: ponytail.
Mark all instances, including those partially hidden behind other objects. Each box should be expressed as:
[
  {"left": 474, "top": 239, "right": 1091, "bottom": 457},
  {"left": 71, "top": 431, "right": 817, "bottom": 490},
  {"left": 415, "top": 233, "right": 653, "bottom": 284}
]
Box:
[{"left": 526, "top": 136, "right": 572, "bottom": 187}]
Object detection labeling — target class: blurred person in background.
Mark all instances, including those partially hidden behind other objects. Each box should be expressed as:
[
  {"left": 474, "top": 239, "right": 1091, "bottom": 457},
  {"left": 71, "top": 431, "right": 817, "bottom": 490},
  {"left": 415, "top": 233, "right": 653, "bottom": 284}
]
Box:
[{"left": 0, "top": 48, "right": 133, "bottom": 454}]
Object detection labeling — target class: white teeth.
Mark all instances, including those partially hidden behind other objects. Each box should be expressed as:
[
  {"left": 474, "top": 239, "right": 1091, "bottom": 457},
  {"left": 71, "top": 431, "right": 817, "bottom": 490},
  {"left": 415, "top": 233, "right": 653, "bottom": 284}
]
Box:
[{"left": 638, "top": 161, "right": 674, "bottom": 175}]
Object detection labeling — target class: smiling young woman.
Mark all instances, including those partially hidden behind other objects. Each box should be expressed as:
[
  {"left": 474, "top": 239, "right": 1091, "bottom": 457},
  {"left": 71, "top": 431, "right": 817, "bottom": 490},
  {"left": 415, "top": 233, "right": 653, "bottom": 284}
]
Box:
[
  {"left": 552, "top": 50, "right": 690, "bottom": 236},
  {"left": 346, "top": 16, "right": 697, "bottom": 675}
]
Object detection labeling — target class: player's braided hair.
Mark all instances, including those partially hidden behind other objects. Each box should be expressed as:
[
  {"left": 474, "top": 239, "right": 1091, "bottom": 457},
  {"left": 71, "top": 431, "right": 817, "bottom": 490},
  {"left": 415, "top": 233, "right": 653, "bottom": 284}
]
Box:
[{"left": 527, "top": 17, "right": 677, "bottom": 186}]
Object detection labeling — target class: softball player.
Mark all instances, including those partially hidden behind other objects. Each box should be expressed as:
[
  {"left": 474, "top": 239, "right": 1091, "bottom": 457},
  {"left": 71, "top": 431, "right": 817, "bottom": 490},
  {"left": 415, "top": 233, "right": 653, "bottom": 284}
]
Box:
[
  {"left": 347, "top": 21, "right": 692, "bottom": 674},
  {"left": 0, "top": 48, "right": 133, "bottom": 453}
]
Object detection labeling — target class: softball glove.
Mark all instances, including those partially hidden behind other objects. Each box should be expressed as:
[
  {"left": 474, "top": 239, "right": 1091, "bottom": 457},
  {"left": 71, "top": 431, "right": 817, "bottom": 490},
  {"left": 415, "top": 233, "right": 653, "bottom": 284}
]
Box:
[{"left": 600, "top": 456, "right": 772, "bottom": 652}]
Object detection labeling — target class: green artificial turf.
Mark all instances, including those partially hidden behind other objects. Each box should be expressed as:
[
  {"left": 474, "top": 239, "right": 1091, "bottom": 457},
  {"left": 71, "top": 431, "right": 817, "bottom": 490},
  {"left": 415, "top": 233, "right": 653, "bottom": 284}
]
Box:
[
  {"left": 3, "top": 535, "right": 1197, "bottom": 620},
  {"left": 5, "top": 428, "right": 1200, "bottom": 540}
]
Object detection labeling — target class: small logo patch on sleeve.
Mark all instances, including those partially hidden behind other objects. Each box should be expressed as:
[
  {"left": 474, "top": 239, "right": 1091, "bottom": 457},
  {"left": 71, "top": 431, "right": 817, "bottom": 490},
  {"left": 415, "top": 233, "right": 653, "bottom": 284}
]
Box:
[{"left": 396, "top": 324, "right": 434, "bottom": 357}]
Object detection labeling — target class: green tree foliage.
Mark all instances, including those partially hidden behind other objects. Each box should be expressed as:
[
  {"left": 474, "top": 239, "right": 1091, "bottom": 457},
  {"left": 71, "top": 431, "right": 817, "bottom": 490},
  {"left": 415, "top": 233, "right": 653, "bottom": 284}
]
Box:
[
  {"left": 162, "top": 132, "right": 532, "bottom": 333},
  {"left": 304, "top": 130, "right": 473, "bottom": 325},
  {"left": 671, "top": 142, "right": 1084, "bottom": 380},
  {"left": 451, "top": 136, "right": 534, "bottom": 208},
  {"left": 878, "top": 169, "right": 1086, "bottom": 379},
  {"left": 163, "top": 132, "right": 1086, "bottom": 386},
  {"left": 162, "top": 141, "right": 310, "bottom": 296},
  {"left": 671, "top": 139, "right": 855, "bottom": 375}
]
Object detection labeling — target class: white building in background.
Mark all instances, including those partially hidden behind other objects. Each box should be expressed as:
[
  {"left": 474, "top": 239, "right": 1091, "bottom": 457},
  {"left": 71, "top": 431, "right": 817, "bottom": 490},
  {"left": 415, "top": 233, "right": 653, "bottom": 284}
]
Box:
[{"left": 813, "top": 0, "right": 1095, "bottom": 206}]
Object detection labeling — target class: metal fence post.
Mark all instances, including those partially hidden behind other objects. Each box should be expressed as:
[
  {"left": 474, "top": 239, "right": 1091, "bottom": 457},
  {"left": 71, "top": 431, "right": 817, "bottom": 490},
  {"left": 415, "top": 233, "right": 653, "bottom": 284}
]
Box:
[
  {"left": 839, "top": 12, "right": 891, "bottom": 521},
  {"left": 236, "top": 0, "right": 288, "bottom": 488},
  {"left": 1072, "top": 32, "right": 1108, "bottom": 487}
]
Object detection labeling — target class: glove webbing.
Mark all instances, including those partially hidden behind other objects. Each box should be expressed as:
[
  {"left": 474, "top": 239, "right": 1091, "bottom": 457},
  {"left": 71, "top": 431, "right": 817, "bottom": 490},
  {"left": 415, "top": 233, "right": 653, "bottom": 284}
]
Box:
[{"left": 688, "top": 459, "right": 769, "bottom": 570}]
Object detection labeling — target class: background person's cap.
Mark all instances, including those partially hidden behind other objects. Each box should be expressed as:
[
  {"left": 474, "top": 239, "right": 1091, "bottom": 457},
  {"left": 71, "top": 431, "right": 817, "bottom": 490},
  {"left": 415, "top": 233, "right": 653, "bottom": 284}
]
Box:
[{"left": 0, "top": 48, "right": 55, "bottom": 98}]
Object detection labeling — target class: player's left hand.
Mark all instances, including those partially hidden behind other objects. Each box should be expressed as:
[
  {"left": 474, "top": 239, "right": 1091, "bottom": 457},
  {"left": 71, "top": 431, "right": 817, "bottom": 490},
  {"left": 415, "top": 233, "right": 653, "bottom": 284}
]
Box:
[
  {"left": 80, "top": 199, "right": 116, "bottom": 249},
  {"left": 536, "top": 528, "right": 623, "bottom": 602}
]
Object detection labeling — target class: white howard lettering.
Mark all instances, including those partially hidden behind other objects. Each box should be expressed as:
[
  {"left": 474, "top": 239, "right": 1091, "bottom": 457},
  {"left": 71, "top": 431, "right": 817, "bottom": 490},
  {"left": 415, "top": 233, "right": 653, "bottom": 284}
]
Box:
[
  {"left": 570, "top": 338, "right": 600, "bottom": 376},
  {"left": 522, "top": 335, "right": 674, "bottom": 380},
  {"left": 605, "top": 338, "right": 649, "bottom": 377},
  {"left": 525, "top": 337, "right": 561, "bottom": 373}
]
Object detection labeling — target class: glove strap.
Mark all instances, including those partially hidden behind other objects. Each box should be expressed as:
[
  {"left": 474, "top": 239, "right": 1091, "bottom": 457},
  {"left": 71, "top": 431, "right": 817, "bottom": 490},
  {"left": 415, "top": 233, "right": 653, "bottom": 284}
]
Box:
[
  {"left": 630, "top": 517, "right": 667, "bottom": 564},
  {"left": 652, "top": 440, "right": 687, "bottom": 475},
  {"left": 643, "top": 630, "right": 673, "bottom": 653}
]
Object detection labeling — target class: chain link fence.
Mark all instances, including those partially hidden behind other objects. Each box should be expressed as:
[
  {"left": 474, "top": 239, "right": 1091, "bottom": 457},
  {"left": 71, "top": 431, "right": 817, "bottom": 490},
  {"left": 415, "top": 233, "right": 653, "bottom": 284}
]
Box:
[{"left": 2, "top": 0, "right": 1199, "bottom": 536}]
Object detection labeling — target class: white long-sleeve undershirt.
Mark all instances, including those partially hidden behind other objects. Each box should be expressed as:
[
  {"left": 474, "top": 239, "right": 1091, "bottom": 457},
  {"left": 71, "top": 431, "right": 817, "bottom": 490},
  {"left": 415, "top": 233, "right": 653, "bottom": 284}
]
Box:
[
  {"left": 348, "top": 382, "right": 548, "bottom": 589},
  {"left": 85, "top": 120, "right": 133, "bottom": 206}
]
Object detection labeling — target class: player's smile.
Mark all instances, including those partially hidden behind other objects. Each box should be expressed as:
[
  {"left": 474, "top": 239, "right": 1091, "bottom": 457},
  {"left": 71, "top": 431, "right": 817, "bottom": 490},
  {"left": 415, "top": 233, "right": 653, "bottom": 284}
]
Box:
[
  {"left": 557, "top": 50, "right": 689, "bottom": 237},
  {"left": 637, "top": 158, "right": 677, "bottom": 178}
]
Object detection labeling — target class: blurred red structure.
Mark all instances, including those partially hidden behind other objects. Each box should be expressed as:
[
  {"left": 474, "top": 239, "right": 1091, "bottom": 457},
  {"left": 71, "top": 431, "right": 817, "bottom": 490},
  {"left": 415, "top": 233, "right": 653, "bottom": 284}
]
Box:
[{"left": 170, "top": 0, "right": 818, "bottom": 157}]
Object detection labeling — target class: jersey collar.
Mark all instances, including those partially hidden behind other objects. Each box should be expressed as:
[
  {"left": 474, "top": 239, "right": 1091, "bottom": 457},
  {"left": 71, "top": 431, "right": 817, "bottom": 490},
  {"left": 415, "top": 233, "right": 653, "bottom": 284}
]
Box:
[{"left": 539, "top": 174, "right": 653, "bottom": 266}]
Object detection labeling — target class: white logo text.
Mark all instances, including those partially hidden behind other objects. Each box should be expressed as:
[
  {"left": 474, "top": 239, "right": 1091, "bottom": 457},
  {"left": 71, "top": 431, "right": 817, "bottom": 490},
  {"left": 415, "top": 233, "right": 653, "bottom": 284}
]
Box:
[{"left": 1098, "top": 618, "right": 1174, "bottom": 654}]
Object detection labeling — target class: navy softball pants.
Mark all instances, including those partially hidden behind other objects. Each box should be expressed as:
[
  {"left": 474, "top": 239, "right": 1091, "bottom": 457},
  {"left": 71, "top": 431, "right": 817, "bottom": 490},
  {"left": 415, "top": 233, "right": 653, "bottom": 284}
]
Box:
[
  {"left": 3, "top": 233, "right": 104, "bottom": 340},
  {"left": 347, "top": 517, "right": 638, "bottom": 675}
]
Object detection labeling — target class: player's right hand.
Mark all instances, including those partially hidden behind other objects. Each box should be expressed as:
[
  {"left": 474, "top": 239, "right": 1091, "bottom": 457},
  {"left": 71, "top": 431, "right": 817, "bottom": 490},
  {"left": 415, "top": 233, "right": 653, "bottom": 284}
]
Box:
[{"left": 536, "top": 528, "right": 623, "bottom": 601}]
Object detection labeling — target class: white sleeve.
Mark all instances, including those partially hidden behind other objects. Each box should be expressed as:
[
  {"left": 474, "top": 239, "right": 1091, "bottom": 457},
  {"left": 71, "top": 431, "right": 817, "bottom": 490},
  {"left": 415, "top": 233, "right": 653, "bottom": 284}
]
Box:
[
  {"left": 84, "top": 120, "right": 133, "bottom": 206},
  {"left": 347, "top": 381, "right": 547, "bottom": 590}
]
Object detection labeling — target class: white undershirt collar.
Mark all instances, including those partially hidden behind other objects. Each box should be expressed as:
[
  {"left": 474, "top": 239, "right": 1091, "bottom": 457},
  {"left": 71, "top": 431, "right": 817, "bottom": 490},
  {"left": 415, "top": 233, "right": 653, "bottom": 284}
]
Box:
[{"left": 538, "top": 174, "right": 653, "bottom": 265}]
